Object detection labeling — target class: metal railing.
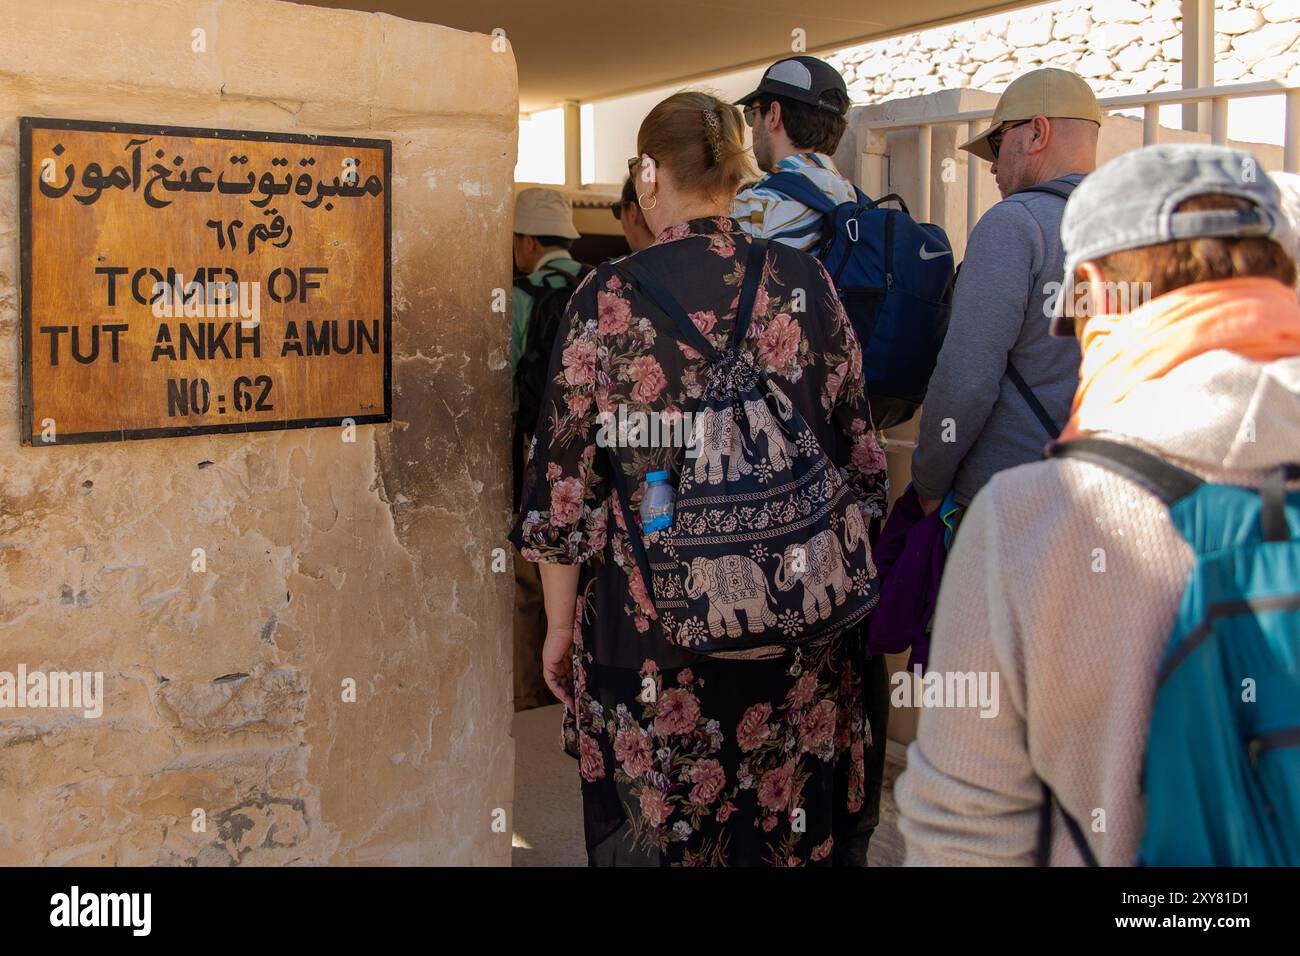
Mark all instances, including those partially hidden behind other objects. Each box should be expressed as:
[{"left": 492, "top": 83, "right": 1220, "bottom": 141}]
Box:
[{"left": 860, "top": 81, "right": 1300, "bottom": 232}]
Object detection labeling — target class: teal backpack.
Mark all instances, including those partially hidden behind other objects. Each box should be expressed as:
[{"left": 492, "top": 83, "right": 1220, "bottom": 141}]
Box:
[{"left": 1042, "top": 438, "right": 1300, "bottom": 866}]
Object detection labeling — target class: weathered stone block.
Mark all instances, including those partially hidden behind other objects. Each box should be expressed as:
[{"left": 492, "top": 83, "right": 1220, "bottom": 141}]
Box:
[
  {"left": 1077, "top": 52, "right": 1118, "bottom": 77},
  {"left": 970, "top": 58, "right": 1020, "bottom": 89},
  {"left": 1007, "top": 12, "right": 1054, "bottom": 47},
  {"left": 1093, "top": 22, "right": 1144, "bottom": 48},
  {"left": 1218, "top": 6, "right": 1265, "bottom": 35},
  {"left": 0, "top": 0, "right": 516, "bottom": 866},
  {"left": 1115, "top": 43, "right": 1160, "bottom": 73},
  {"left": 1090, "top": 0, "right": 1149, "bottom": 24},
  {"left": 1141, "top": 19, "right": 1182, "bottom": 45},
  {"left": 1053, "top": 9, "right": 1093, "bottom": 40},
  {"left": 1231, "top": 22, "right": 1300, "bottom": 61},
  {"left": 1263, "top": 0, "right": 1300, "bottom": 22}
]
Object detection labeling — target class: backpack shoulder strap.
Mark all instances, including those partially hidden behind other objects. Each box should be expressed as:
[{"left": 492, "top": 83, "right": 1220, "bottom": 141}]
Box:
[
  {"left": 866, "top": 192, "right": 911, "bottom": 216},
  {"left": 759, "top": 172, "right": 840, "bottom": 216},
  {"left": 999, "top": 178, "right": 1078, "bottom": 438},
  {"left": 561, "top": 262, "right": 593, "bottom": 283},
  {"left": 603, "top": 239, "right": 770, "bottom": 609},
  {"left": 1013, "top": 177, "right": 1079, "bottom": 202},
  {"left": 1048, "top": 437, "right": 1203, "bottom": 506},
  {"left": 535, "top": 263, "right": 587, "bottom": 288},
  {"left": 1037, "top": 783, "right": 1100, "bottom": 867},
  {"left": 611, "top": 256, "right": 718, "bottom": 360},
  {"left": 1059, "top": 441, "right": 1296, "bottom": 534},
  {"left": 517, "top": 265, "right": 581, "bottom": 306},
  {"left": 611, "top": 239, "right": 768, "bottom": 360},
  {"left": 731, "top": 237, "right": 769, "bottom": 347},
  {"left": 1260, "top": 465, "right": 1300, "bottom": 542},
  {"left": 1005, "top": 361, "right": 1061, "bottom": 440}
]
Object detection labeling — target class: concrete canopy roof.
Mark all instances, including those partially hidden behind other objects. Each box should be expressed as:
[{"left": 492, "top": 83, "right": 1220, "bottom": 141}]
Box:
[{"left": 304, "top": 0, "right": 1043, "bottom": 112}]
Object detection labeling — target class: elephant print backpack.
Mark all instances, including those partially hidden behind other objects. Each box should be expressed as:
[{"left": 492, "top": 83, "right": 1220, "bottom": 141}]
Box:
[{"left": 608, "top": 238, "right": 880, "bottom": 655}]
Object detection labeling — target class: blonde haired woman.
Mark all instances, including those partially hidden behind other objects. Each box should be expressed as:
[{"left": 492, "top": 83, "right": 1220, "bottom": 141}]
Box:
[{"left": 510, "top": 92, "right": 888, "bottom": 866}]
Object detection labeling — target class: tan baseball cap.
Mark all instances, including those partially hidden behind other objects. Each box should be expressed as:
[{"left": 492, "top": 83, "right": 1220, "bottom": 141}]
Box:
[
  {"left": 513, "top": 187, "right": 580, "bottom": 239},
  {"left": 960, "top": 68, "right": 1103, "bottom": 163}
]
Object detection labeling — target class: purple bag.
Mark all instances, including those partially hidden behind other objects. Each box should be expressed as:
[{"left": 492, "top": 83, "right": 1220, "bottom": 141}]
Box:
[{"left": 868, "top": 484, "right": 947, "bottom": 669}]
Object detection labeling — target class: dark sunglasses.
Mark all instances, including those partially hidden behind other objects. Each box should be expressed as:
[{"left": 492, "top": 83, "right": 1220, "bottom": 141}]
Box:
[
  {"left": 743, "top": 104, "right": 760, "bottom": 128},
  {"left": 611, "top": 200, "right": 629, "bottom": 220},
  {"left": 988, "top": 119, "right": 1032, "bottom": 160}
]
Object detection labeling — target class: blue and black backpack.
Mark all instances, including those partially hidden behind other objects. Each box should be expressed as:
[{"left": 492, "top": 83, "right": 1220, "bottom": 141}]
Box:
[
  {"left": 761, "top": 173, "right": 955, "bottom": 429},
  {"left": 1039, "top": 438, "right": 1300, "bottom": 866}
]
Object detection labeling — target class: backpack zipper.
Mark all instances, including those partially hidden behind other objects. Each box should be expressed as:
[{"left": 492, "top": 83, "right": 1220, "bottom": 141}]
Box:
[{"left": 1247, "top": 727, "right": 1300, "bottom": 766}]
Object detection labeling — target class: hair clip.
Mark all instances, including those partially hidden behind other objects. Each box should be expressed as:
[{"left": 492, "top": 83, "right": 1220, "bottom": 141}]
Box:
[{"left": 703, "top": 109, "right": 723, "bottom": 166}]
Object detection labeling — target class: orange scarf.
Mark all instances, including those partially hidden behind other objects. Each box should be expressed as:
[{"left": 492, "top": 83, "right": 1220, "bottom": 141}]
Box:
[{"left": 1060, "top": 277, "right": 1300, "bottom": 442}]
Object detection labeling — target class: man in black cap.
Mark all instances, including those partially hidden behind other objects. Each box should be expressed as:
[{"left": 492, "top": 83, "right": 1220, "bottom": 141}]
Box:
[
  {"left": 734, "top": 63, "right": 887, "bottom": 867},
  {"left": 732, "top": 56, "right": 857, "bottom": 252}
]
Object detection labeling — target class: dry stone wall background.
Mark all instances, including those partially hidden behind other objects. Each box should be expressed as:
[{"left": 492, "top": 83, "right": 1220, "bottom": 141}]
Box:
[{"left": 827, "top": 0, "right": 1300, "bottom": 101}]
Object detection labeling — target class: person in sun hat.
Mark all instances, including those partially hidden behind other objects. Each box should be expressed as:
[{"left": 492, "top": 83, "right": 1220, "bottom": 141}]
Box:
[
  {"left": 510, "top": 187, "right": 587, "bottom": 710},
  {"left": 511, "top": 187, "right": 583, "bottom": 371}
]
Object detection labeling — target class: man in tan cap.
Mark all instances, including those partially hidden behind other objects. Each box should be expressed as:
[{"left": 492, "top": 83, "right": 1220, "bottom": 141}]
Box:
[
  {"left": 960, "top": 66, "right": 1103, "bottom": 199},
  {"left": 911, "top": 68, "right": 1101, "bottom": 526},
  {"left": 510, "top": 187, "right": 587, "bottom": 710}
]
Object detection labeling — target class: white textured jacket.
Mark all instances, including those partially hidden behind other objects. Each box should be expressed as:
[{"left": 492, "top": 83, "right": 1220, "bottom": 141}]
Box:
[{"left": 896, "top": 350, "right": 1300, "bottom": 865}]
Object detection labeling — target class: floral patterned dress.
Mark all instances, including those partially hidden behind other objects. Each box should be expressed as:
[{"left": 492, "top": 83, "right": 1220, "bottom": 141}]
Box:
[{"left": 509, "top": 217, "right": 889, "bottom": 866}]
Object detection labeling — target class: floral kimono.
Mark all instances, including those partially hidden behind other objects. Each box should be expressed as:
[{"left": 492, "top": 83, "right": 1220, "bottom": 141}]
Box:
[{"left": 509, "top": 217, "right": 889, "bottom": 866}]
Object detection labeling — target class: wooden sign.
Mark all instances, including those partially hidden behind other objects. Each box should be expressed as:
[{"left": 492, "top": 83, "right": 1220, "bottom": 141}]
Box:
[{"left": 19, "top": 118, "right": 391, "bottom": 445}]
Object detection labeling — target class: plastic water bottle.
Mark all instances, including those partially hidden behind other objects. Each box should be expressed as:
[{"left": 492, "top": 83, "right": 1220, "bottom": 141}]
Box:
[{"left": 640, "top": 470, "right": 675, "bottom": 534}]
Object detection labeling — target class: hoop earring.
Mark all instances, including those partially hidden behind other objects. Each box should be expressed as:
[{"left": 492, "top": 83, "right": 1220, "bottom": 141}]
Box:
[{"left": 638, "top": 192, "right": 658, "bottom": 211}]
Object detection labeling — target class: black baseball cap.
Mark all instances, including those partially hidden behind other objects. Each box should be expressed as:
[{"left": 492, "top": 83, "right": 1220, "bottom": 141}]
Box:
[{"left": 735, "top": 56, "right": 849, "bottom": 115}]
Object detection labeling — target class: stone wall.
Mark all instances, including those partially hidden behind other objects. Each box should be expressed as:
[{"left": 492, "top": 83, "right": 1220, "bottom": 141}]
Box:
[
  {"left": 827, "top": 0, "right": 1300, "bottom": 100},
  {"left": 0, "top": 0, "right": 518, "bottom": 865}
]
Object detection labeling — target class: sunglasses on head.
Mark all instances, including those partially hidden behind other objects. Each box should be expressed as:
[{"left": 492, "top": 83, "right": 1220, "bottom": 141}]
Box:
[
  {"left": 627, "top": 155, "right": 660, "bottom": 179},
  {"left": 988, "top": 119, "right": 1033, "bottom": 160}
]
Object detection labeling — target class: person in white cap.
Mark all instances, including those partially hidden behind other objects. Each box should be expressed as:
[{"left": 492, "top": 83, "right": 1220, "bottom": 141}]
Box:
[
  {"left": 511, "top": 187, "right": 583, "bottom": 370},
  {"left": 511, "top": 187, "right": 586, "bottom": 710}
]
